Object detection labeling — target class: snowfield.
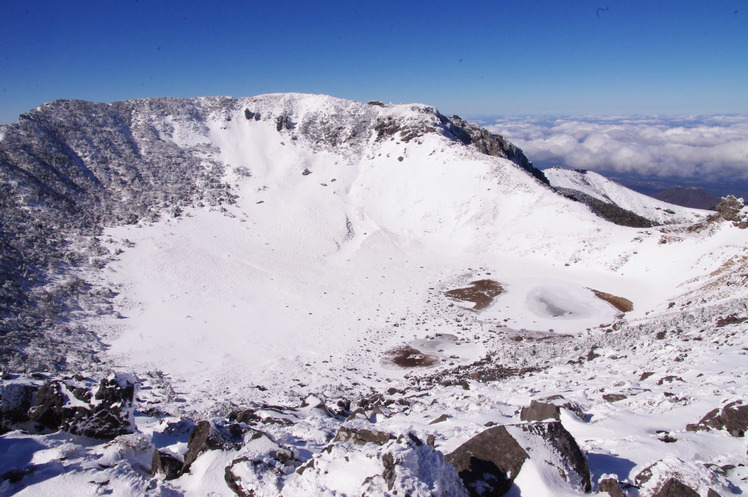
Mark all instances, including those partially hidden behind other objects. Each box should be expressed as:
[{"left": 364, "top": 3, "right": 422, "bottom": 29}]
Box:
[{"left": 1, "top": 93, "right": 747, "bottom": 497}]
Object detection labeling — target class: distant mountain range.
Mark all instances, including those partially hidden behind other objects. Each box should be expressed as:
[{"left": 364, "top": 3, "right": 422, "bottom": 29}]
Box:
[{"left": 650, "top": 186, "right": 721, "bottom": 210}]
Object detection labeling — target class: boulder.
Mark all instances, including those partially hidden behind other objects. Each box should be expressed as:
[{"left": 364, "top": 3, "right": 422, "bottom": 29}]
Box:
[
  {"left": 516, "top": 421, "right": 591, "bottom": 493},
  {"left": 94, "top": 374, "right": 134, "bottom": 405},
  {"left": 152, "top": 450, "right": 182, "bottom": 480},
  {"left": 650, "top": 478, "right": 699, "bottom": 497},
  {"left": 67, "top": 404, "right": 131, "bottom": 439},
  {"left": 686, "top": 400, "right": 748, "bottom": 437},
  {"left": 446, "top": 421, "right": 591, "bottom": 497},
  {"left": 182, "top": 419, "right": 247, "bottom": 473},
  {"left": 520, "top": 400, "right": 560, "bottom": 422},
  {"left": 445, "top": 425, "right": 529, "bottom": 497},
  {"left": 27, "top": 381, "right": 66, "bottom": 430},
  {"left": 0, "top": 382, "right": 37, "bottom": 432}
]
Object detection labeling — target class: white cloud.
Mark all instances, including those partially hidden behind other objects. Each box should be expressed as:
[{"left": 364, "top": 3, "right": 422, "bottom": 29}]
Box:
[{"left": 486, "top": 116, "right": 748, "bottom": 180}]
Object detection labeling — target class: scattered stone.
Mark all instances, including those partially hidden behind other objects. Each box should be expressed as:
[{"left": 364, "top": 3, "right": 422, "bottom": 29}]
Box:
[
  {"left": 639, "top": 372, "right": 655, "bottom": 381},
  {"left": 716, "top": 314, "right": 748, "bottom": 327},
  {"left": 657, "top": 375, "right": 683, "bottom": 385},
  {"left": 429, "top": 414, "right": 450, "bottom": 424},
  {"left": 587, "top": 347, "right": 601, "bottom": 361},
  {"left": 602, "top": 394, "right": 627, "bottom": 403},
  {"left": 300, "top": 395, "right": 334, "bottom": 417},
  {"left": 334, "top": 426, "right": 394, "bottom": 446},
  {"left": 656, "top": 431, "right": 678, "bottom": 443}
]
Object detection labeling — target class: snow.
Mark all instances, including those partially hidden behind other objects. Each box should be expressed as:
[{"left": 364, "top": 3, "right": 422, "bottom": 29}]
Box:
[
  {"left": 544, "top": 167, "right": 708, "bottom": 225},
  {"left": 3, "top": 93, "right": 748, "bottom": 496}
]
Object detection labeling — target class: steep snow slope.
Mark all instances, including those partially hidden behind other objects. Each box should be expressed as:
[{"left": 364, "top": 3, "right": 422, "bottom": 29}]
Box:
[
  {"left": 545, "top": 167, "right": 707, "bottom": 225},
  {"left": 1, "top": 94, "right": 747, "bottom": 497}
]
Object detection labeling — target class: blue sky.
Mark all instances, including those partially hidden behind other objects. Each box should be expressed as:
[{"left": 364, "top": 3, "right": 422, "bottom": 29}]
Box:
[{"left": 1, "top": 0, "right": 747, "bottom": 124}]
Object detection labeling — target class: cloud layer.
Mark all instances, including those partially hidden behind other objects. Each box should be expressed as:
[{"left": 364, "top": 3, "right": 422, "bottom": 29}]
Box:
[{"left": 486, "top": 116, "right": 748, "bottom": 181}]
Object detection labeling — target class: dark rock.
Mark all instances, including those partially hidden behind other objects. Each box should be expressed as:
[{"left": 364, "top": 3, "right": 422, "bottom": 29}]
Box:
[
  {"left": 686, "top": 400, "right": 748, "bottom": 436},
  {"left": 67, "top": 403, "right": 131, "bottom": 439},
  {"left": 597, "top": 477, "right": 625, "bottom": 496},
  {"left": 151, "top": 450, "right": 182, "bottom": 480},
  {"left": 24, "top": 376, "right": 133, "bottom": 440},
  {"left": 182, "top": 419, "right": 246, "bottom": 473},
  {"left": 301, "top": 394, "right": 334, "bottom": 417},
  {"left": 520, "top": 400, "right": 560, "bottom": 422},
  {"left": 276, "top": 113, "right": 294, "bottom": 131},
  {"left": 657, "top": 375, "right": 683, "bottom": 385},
  {"left": 651, "top": 477, "right": 700, "bottom": 497},
  {"left": 639, "top": 372, "right": 655, "bottom": 381},
  {"left": 445, "top": 425, "right": 529, "bottom": 497},
  {"left": 447, "top": 114, "right": 548, "bottom": 185},
  {"left": 715, "top": 195, "right": 747, "bottom": 228},
  {"left": 382, "top": 452, "right": 396, "bottom": 490},
  {"left": 716, "top": 313, "right": 748, "bottom": 327},
  {"left": 28, "top": 381, "right": 65, "bottom": 430},
  {"left": 539, "top": 395, "right": 587, "bottom": 421},
  {"left": 556, "top": 187, "right": 653, "bottom": 227},
  {"left": 519, "top": 421, "right": 591, "bottom": 492},
  {"left": 444, "top": 279, "right": 503, "bottom": 311},
  {"left": 333, "top": 426, "right": 393, "bottom": 446},
  {"left": 720, "top": 400, "right": 748, "bottom": 437},
  {"left": 243, "top": 109, "right": 261, "bottom": 121},
  {"left": 602, "top": 394, "right": 627, "bottom": 403},
  {"left": 429, "top": 414, "right": 450, "bottom": 424},
  {"left": 0, "top": 383, "right": 37, "bottom": 431}
]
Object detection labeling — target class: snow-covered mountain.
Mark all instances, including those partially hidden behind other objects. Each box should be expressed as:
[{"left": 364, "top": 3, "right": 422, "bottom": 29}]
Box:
[
  {"left": 544, "top": 167, "right": 707, "bottom": 226},
  {"left": 1, "top": 93, "right": 747, "bottom": 496}
]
